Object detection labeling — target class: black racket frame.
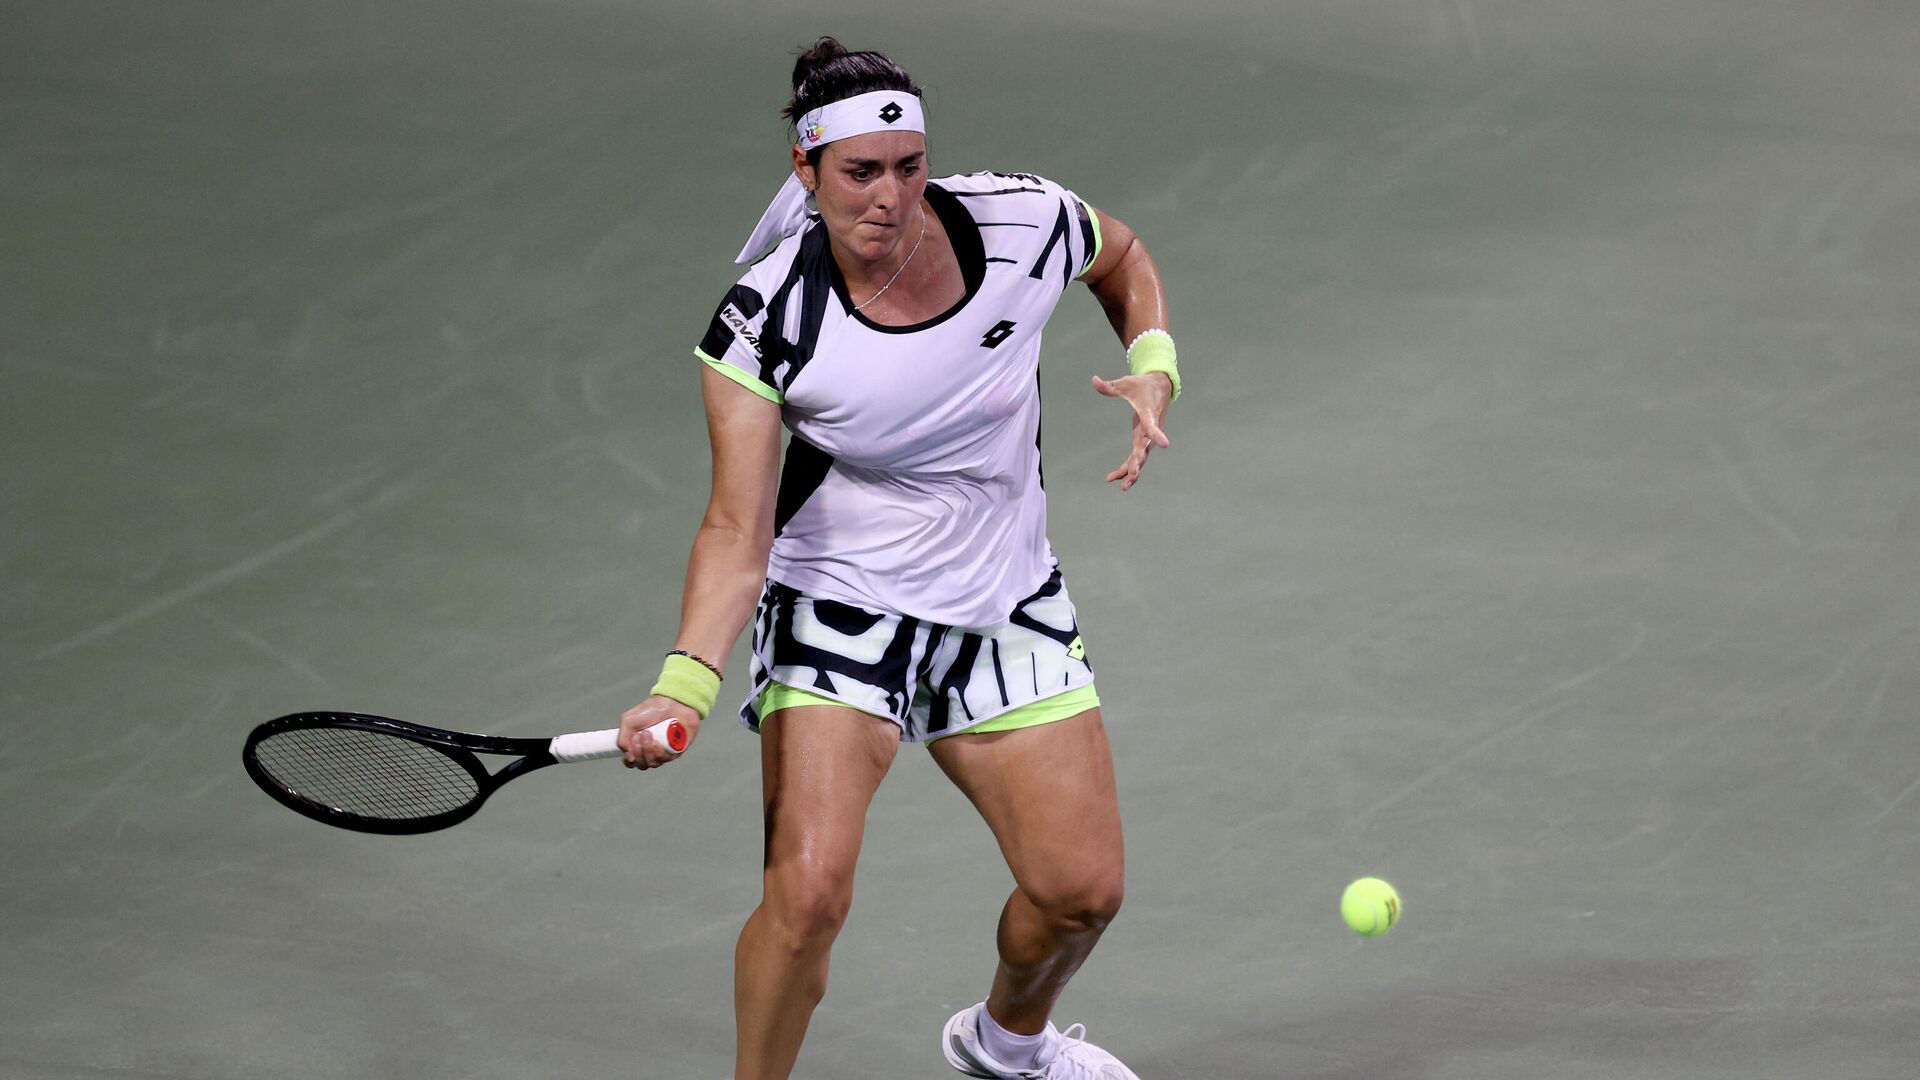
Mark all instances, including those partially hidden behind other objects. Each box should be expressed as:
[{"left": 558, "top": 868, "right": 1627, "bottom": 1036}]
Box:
[{"left": 242, "top": 711, "right": 561, "bottom": 835}]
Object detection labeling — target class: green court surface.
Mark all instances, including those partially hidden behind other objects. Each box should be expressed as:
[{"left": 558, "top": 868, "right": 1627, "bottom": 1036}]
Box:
[{"left": 5, "top": 2, "right": 1918, "bottom": 1077}]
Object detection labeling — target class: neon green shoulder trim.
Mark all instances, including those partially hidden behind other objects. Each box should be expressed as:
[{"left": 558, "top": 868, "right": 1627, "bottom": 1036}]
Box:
[
  {"left": 1075, "top": 196, "right": 1105, "bottom": 280},
  {"left": 696, "top": 348, "right": 783, "bottom": 404}
]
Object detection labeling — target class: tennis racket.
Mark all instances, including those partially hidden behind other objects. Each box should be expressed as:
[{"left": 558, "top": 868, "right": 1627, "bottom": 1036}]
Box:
[{"left": 241, "top": 711, "right": 689, "bottom": 835}]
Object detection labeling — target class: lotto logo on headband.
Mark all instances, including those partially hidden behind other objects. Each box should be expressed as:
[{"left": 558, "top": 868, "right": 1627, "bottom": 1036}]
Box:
[{"left": 794, "top": 91, "right": 925, "bottom": 149}]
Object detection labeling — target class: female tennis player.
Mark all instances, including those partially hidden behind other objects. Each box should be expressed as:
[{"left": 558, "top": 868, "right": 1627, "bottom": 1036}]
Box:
[{"left": 617, "top": 38, "right": 1179, "bottom": 1080}]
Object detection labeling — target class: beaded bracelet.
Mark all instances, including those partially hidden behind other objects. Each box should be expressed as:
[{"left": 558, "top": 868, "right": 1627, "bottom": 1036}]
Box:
[{"left": 667, "top": 649, "right": 723, "bottom": 680}]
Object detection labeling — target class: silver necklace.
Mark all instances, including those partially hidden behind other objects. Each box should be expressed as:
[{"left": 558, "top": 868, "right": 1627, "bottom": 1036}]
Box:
[{"left": 852, "top": 209, "right": 927, "bottom": 313}]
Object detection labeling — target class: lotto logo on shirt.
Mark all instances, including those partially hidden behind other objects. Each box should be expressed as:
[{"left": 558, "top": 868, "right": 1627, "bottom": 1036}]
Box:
[{"left": 981, "top": 320, "right": 1017, "bottom": 349}]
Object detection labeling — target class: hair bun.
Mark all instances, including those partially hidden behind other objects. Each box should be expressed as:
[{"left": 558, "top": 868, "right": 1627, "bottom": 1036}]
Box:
[
  {"left": 791, "top": 36, "right": 850, "bottom": 96},
  {"left": 782, "top": 38, "right": 921, "bottom": 126}
]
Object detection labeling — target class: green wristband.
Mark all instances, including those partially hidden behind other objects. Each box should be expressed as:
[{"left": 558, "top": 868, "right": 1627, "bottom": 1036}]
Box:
[
  {"left": 1127, "top": 329, "right": 1181, "bottom": 401},
  {"left": 651, "top": 653, "right": 721, "bottom": 719}
]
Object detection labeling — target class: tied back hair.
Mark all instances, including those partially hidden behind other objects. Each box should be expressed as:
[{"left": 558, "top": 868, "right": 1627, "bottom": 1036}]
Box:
[{"left": 784, "top": 37, "right": 923, "bottom": 163}]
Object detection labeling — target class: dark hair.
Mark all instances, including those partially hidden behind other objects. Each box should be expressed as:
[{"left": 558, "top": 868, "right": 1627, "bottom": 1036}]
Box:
[{"left": 784, "top": 37, "right": 922, "bottom": 163}]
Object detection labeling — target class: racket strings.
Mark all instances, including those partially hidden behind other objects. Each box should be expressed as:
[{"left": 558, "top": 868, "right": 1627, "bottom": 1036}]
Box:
[{"left": 252, "top": 727, "right": 481, "bottom": 821}]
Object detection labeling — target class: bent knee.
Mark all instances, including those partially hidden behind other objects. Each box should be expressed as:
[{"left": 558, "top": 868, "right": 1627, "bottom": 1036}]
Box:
[{"left": 1027, "top": 873, "right": 1125, "bottom": 931}]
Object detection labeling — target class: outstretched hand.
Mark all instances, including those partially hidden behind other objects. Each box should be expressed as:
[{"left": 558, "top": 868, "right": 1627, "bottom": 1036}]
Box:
[{"left": 1091, "top": 372, "right": 1173, "bottom": 491}]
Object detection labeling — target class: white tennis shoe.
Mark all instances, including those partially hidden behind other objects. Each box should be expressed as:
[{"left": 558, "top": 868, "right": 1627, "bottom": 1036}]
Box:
[{"left": 942, "top": 1002, "right": 1141, "bottom": 1079}]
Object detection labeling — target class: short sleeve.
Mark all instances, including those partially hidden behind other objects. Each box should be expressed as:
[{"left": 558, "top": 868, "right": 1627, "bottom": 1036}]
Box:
[
  {"left": 1043, "top": 178, "right": 1103, "bottom": 283},
  {"left": 1070, "top": 191, "right": 1104, "bottom": 280},
  {"left": 956, "top": 171, "right": 1104, "bottom": 289},
  {"left": 694, "top": 279, "right": 782, "bottom": 404}
]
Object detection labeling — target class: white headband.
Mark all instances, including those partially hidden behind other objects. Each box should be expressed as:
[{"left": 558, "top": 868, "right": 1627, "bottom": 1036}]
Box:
[
  {"left": 735, "top": 90, "right": 928, "bottom": 264},
  {"left": 794, "top": 89, "right": 925, "bottom": 150}
]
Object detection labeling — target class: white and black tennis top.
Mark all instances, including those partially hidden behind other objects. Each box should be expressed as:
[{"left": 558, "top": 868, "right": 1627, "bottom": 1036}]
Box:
[{"left": 696, "top": 171, "right": 1102, "bottom": 627}]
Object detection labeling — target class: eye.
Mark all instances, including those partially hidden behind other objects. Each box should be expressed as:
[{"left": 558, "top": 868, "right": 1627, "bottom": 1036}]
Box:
[{"left": 851, "top": 169, "right": 872, "bottom": 181}]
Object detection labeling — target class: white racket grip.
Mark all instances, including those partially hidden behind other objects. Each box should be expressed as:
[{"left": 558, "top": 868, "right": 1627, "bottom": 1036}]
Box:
[
  {"left": 549, "top": 728, "right": 623, "bottom": 763},
  {"left": 549, "top": 720, "right": 685, "bottom": 763}
]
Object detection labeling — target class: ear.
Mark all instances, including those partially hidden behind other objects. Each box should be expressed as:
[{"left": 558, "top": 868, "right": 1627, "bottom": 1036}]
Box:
[{"left": 790, "top": 144, "right": 814, "bottom": 192}]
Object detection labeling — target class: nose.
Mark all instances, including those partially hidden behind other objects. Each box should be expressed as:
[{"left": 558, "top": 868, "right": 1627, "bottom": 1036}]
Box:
[{"left": 873, "top": 173, "right": 902, "bottom": 214}]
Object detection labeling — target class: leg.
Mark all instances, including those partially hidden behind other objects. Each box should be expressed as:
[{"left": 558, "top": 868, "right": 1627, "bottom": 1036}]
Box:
[
  {"left": 927, "top": 708, "right": 1125, "bottom": 1035},
  {"left": 735, "top": 704, "right": 900, "bottom": 1080}
]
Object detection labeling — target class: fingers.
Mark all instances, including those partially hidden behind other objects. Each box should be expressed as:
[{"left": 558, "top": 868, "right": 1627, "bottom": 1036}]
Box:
[
  {"left": 624, "top": 735, "right": 672, "bottom": 770},
  {"left": 623, "top": 727, "right": 664, "bottom": 769},
  {"left": 619, "top": 697, "right": 698, "bottom": 770},
  {"left": 1093, "top": 372, "right": 1172, "bottom": 491},
  {"left": 1105, "top": 431, "right": 1155, "bottom": 491},
  {"left": 1139, "top": 411, "right": 1170, "bottom": 449}
]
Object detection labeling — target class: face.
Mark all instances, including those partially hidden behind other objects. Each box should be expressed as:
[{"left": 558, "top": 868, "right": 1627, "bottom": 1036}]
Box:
[{"left": 793, "top": 130, "right": 928, "bottom": 264}]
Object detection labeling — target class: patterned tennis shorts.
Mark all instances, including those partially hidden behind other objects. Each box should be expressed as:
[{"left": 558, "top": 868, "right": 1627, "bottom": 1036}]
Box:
[{"left": 740, "top": 564, "right": 1095, "bottom": 743}]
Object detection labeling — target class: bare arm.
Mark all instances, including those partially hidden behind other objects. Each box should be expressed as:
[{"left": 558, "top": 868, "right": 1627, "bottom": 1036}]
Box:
[
  {"left": 1081, "top": 209, "right": 1169, "bottom": 355},
  {"left": 675, "top": 364, "right": 783, "bottom": 662},
  {"left": 1079, "top": 208, "right": 1174, "bottom": 490},
  {"left": 619, "top": 364, "right": 782, "bottom": 765}
]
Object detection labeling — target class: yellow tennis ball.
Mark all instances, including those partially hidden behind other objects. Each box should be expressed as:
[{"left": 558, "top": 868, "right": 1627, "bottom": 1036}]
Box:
[{"left": 1341, "top": 877, "right": 1402, "bottom": 937}]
